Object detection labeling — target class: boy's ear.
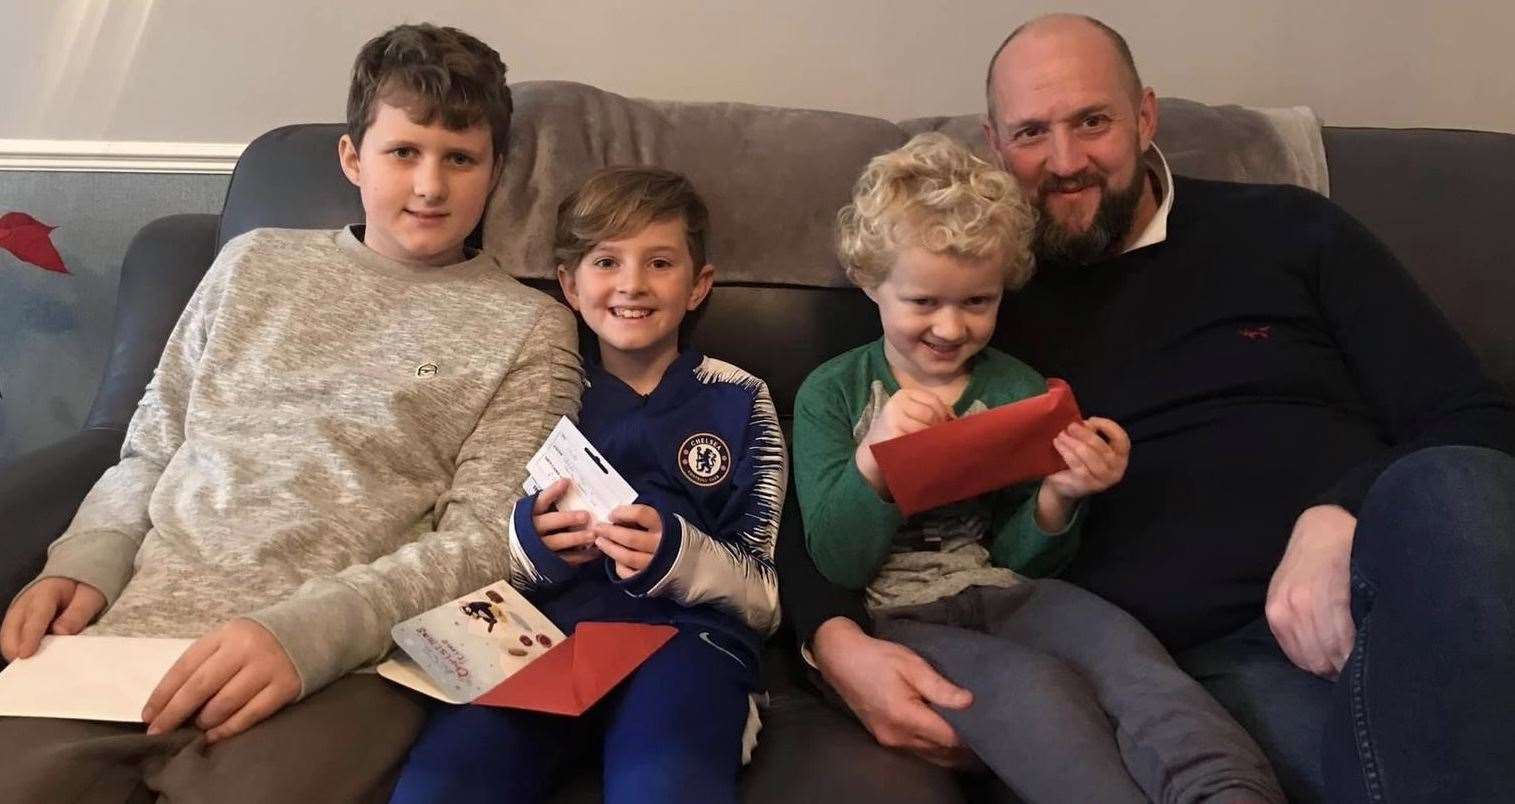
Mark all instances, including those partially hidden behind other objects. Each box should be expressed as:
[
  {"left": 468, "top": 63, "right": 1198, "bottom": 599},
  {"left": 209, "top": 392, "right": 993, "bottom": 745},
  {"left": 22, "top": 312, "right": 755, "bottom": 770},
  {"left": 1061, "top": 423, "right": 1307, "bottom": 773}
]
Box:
[
  {"left": 556, "top": 264, "right": 582, "bottom": 311},
  {"left": 687, "top": 264, "right": 716, "bottom": 311},
  {"left": 861, "top": 285, "right": 879, "bottom": 303},
  {"left": 338, "top": 134, "right": 362, "bottom": 187}
]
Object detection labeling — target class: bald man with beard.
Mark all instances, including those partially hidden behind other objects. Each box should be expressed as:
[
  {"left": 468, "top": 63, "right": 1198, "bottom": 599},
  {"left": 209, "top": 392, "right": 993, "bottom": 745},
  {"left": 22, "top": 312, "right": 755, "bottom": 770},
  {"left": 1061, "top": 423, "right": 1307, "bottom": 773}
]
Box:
[{"left": 781, "top": 13, "right": 1515, "bottom": 804}]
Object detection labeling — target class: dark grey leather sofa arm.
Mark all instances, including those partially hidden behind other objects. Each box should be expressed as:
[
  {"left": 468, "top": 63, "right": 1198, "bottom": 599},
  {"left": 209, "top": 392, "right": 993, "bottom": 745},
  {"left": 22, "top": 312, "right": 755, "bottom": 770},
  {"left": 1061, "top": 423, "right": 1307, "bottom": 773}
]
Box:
[
  {"left": 0, "top": 429, "right": 125, "bottom": 608},
  {"left": 82, "top": 214, "right": 222, "bottom": 433},
  {"left": 0, "top": 212, "right": 221, "bottom": 612}
]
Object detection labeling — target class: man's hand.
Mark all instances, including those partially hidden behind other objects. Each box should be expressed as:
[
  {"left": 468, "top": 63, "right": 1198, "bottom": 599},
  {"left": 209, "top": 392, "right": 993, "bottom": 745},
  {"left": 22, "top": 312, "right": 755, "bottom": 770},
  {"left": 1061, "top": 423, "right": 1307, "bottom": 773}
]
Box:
[
  {"left": 533, "top": 478, "right": 602, "bottom": 567},
  {"left": 811, "top": 617, "right": 975, "bottom": 767},
  {"left": 1266, "top": 504, "right": 1357, "bottom": 679},
  {"left": 856, "top": 389, "right": 955, "bottom": 493},
  {"left": 142, "top": 618, "right": 301, "bottom": 743},
  {"left": 0, "top": 577, "right": 106, "bottom": 661},
  {"left": 594, "top": 504, "right": 663, "bottom": 580}
]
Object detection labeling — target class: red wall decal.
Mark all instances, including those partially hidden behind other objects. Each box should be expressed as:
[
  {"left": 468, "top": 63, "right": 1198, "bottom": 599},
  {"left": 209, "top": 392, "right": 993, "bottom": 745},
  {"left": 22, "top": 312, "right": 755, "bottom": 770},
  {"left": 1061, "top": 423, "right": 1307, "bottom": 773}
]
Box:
[{"left": 0, "top": 212, "right": 69, "bottom": 274}]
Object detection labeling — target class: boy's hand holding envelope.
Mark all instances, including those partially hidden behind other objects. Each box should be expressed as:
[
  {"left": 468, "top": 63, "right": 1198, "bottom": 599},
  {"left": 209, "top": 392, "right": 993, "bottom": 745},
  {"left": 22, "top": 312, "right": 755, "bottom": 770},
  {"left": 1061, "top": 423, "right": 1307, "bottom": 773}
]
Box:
[
  {"left": 855, "top": 388, "right": 957, "bottom": 495},
  {"left": 140, "top": 617, "right": 300, "bottom": 743},
  {"left": 866, "top": 379, "right": 1132, "bottom": 528},
  {"left": 1, "top": 582, "right": 299, "bottom": 744},
  {"left": 1036, "top": 416, "right": 1130, "bottom": 530},
  {"left": 1, "top": 577, "right": 106, "bottom": 661}
]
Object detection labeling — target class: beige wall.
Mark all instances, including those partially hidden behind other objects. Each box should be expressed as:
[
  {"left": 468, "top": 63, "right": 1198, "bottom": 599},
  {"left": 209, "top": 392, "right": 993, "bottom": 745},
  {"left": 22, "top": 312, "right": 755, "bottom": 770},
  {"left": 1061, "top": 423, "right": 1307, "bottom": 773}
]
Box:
[{"left": 2, "top": 0, "right": 1511, "bottom": 143}]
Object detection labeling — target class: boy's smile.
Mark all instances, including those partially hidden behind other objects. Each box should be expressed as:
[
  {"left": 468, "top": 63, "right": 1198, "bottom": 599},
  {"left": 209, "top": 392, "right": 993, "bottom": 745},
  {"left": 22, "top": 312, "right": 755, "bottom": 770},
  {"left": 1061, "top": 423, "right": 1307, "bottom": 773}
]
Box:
[
  {"left": 867, "top": 246, "right": 1005, "bottom": 390},
  {"left": 338, "top": 100, "right": 498, "bottom": 266},
  {"left": 558, "top": 217, "right": 714, "bottom": 392}
]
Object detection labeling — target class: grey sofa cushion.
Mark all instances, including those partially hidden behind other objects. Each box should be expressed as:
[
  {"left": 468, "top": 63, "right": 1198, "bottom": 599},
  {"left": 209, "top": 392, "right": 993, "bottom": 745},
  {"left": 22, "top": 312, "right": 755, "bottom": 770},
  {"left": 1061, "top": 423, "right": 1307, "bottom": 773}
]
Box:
[
  {"left": 486, "top": 83, "right": 1329, "bottom": 290},
  {"left": 484, "top": 80, "right": 901, "bottom": 288}
]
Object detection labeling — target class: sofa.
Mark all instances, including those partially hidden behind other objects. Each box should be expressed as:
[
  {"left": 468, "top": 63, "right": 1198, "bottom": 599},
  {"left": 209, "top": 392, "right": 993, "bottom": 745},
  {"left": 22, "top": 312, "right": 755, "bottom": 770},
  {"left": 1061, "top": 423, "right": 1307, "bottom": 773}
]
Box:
[{"left": 2, "top": 80, "right": 1512, "bottom": 802}]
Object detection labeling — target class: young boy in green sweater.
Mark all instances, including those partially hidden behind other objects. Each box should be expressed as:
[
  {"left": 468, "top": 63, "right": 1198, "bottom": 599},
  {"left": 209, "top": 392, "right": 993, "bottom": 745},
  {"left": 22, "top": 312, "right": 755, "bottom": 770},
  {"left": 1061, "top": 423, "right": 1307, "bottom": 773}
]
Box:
[{"left": 793, "top": 133, "right": 1282, "bottom": 803}]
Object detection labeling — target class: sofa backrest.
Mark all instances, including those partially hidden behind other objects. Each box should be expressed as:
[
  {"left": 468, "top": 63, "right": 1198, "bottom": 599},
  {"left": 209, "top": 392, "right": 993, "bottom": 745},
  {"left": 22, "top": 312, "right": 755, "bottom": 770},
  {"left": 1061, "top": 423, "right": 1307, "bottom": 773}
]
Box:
[
  {"left": 1322, "top": 126, "right": 1515, "bottom": 394},
  {"left": 206, "top": 81, "right": 1512, "bottom": 426},
  {"left": 219, "top": 124, "right": 361, "bottom": 246},
  {"left": 484, "top": 82, "right": 1328, "bottom": 288}
]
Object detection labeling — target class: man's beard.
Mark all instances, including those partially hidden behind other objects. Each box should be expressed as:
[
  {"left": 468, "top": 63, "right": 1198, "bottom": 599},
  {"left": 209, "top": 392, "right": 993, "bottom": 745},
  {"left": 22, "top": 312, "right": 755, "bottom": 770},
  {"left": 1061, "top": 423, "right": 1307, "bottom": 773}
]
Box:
[{"left": 1032, "top": 166, "right": 1146, "bottom": 266}]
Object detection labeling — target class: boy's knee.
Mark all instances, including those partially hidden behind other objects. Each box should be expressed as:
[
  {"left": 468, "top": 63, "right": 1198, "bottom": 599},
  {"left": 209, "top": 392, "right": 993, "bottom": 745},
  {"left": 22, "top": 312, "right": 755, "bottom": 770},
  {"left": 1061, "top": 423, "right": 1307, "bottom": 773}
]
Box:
[
  {"left": 604, "top": 748, "right": 739, "bottom": 804},
  {"left": 1000, "top": 649, "right": 1087, "bottom": 698},
  {"left": 882, "top": 620, "right": 1004, "bottom": 677},
  {"left": 405, "top": 705, "right": 528, "bottom": 768},
  {"left": 947, "top": 646, "right": 1090, "bottom": 718}
]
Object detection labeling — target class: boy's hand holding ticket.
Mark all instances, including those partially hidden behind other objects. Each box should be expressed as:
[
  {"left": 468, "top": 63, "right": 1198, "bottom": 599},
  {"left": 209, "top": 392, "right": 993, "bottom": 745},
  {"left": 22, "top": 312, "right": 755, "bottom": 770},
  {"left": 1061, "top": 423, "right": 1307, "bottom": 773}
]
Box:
[
  {"left": 594, "top": 505, "right": 664, "bottom": 579},
  {"left": 524, "top": 418, "right": 661, "bottom": 577},
  {"left": 532, "top": 478, "right": 601, "bottom": 566}
]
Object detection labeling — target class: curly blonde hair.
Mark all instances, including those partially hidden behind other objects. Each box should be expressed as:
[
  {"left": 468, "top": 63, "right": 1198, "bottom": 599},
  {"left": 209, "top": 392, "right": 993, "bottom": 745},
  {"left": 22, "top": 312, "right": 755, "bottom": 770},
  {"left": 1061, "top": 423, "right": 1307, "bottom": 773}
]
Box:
[{"left": 837, "top": 132, "right": 1035, "bottom": 290}]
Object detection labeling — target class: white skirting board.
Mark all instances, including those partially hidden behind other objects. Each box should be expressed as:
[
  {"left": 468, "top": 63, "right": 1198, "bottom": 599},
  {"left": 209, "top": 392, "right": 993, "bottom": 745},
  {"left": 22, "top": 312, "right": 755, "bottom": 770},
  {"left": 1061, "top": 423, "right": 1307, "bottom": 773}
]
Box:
[{"left": 0, "top": 140, "right": 245, "bottom": 174}]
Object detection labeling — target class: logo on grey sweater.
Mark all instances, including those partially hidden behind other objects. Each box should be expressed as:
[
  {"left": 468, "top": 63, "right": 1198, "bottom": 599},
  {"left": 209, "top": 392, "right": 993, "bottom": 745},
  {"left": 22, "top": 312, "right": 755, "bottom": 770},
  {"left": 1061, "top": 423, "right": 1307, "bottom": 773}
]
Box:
[{"left": 416, "top": 363, "right": 439, "bottom": 377}]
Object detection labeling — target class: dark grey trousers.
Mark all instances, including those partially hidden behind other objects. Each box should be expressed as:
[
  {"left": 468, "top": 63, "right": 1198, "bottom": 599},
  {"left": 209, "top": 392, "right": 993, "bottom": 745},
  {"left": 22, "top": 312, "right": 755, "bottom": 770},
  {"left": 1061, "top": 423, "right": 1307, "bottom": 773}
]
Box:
[
  {"left": 874, "top": 581, "right": 1284, "bottom": 804},
  {"left": 0, "top": 674, "right": 425, "bottom": 804}
]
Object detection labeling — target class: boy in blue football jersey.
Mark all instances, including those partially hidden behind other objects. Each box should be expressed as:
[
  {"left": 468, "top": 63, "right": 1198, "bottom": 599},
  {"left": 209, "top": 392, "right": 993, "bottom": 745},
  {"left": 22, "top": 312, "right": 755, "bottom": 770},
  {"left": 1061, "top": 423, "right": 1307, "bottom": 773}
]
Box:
[{"left": 392, "top": 167, "right": 784, "bottom": 804}]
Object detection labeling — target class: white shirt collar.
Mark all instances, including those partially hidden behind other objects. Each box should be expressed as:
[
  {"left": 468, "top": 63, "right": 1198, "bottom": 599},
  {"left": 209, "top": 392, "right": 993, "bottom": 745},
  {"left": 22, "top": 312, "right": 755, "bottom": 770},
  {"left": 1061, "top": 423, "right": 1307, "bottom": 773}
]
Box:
[{"left": 1120, "top": 145, "right": 1174, "bottom": 254}]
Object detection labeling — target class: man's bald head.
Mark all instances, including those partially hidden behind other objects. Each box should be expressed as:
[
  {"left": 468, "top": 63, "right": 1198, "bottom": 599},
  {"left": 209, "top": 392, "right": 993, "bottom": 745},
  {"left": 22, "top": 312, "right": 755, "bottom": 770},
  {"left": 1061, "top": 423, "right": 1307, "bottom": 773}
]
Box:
[
  {"left": 979, "top": 13, "right": 1159, "bottom": 265},
  {"left": 984, "top": 14, "right": 1143, "bottom": 131}
]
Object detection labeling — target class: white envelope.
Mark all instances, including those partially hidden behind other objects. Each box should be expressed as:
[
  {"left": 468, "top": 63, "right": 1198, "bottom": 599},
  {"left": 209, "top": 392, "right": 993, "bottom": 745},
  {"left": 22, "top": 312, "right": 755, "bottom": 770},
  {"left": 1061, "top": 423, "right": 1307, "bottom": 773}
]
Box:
[{"left": 0, "top": 635, "right": 192, "bottom": 722}]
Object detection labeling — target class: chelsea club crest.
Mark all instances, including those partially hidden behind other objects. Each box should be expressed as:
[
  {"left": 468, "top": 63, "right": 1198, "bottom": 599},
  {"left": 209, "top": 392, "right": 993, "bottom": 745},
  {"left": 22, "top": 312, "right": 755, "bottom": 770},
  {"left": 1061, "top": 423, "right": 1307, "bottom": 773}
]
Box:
[{"left": 678, "top": 433, "right": 731, "bottom": 487}]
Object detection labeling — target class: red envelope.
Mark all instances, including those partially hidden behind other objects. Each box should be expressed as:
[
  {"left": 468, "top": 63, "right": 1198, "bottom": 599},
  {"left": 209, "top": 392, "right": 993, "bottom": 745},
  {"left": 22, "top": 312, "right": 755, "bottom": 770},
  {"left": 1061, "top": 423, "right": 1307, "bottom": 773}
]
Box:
[
  {"left": 869, "top": 378, "right": 1084, "bottom": 517},
  {"left": 473, "top": 622, "right": 677, "bottom": 715}
]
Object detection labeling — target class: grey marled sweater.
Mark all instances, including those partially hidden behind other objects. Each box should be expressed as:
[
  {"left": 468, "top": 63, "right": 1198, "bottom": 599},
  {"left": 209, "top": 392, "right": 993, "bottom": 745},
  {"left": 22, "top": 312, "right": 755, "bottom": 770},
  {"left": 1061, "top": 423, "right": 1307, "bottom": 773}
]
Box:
[{"left": 35, "top": 226, "right": 582, "bottom": 695}]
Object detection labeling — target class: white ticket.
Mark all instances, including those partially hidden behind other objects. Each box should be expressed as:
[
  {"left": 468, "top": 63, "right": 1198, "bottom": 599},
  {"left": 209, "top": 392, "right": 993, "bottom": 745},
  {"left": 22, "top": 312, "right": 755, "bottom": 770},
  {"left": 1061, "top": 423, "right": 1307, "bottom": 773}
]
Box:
[{"left": 524, "top": 417, "right": 637, "bottom": 522}]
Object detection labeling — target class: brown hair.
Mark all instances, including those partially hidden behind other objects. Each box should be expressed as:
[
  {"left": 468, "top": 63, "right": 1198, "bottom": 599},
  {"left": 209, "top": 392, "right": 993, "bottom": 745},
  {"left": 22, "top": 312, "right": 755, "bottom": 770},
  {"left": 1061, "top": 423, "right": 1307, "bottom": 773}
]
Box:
[
  {"left": 347, "top": 23, "right": 513, "bottom": 159},
  {"left": 553, "top": 167, "right": 710, "bottom": 270}
]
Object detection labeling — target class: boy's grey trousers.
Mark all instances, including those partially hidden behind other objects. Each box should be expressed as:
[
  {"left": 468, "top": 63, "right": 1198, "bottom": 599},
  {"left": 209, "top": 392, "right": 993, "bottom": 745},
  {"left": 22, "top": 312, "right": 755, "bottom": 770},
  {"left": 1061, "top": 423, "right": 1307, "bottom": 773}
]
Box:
[{"left": 874, "top": 580, "right": 1284, "bottom": 804}]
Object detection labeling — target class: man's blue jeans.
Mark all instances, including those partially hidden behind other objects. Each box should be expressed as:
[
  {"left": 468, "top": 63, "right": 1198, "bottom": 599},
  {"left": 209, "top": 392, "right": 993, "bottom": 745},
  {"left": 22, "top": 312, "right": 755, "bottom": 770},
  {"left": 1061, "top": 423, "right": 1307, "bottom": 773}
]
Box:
[{"left": 1178, "top": 446, "right": 1515, "bottom": 803}]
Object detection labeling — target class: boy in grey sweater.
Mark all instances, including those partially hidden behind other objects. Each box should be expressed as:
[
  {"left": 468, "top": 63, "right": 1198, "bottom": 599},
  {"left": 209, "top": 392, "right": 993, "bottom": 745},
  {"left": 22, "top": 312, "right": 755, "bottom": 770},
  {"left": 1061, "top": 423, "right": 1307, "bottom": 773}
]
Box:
[{"left": 0, "top": 24, "right": 581, "bottom": 803}]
